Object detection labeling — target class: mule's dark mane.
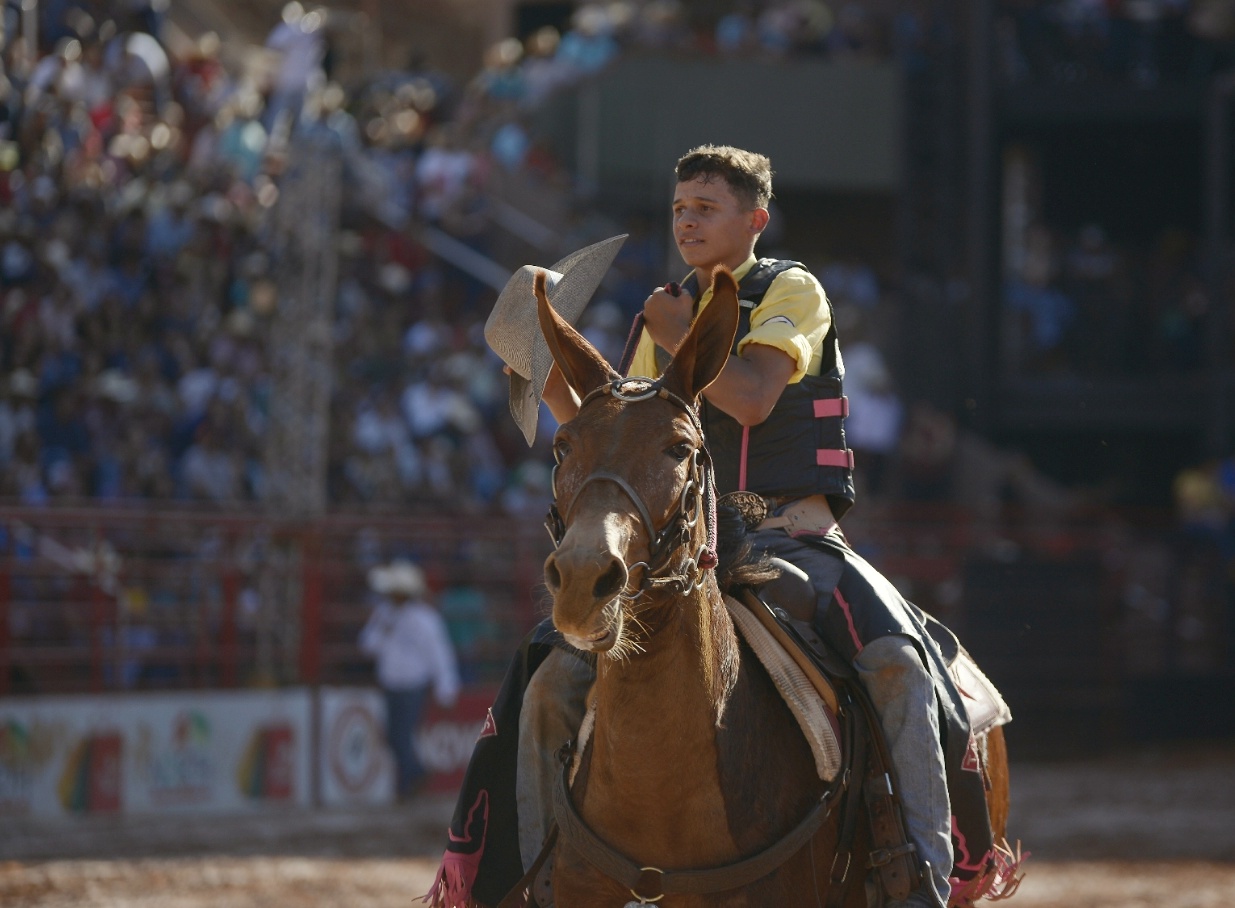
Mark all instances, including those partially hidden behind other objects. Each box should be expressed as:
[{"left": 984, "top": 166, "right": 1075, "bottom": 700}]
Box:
[{"left": 714, "top": 503, "right": 781, "bottom": 594}]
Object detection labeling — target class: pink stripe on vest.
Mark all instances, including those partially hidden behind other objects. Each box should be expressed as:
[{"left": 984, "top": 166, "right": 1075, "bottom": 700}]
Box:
[
  {"left": 816, "top": 449, "right": 855, "bottom": 469},
  {"left": 738, "top": 425, "right": 750, "bottom": 490},
  {"left": 812, "top": 397, "right": 850, "bottom": 418}
]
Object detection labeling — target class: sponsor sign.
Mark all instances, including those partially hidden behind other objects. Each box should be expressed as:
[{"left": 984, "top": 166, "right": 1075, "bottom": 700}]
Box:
[
  {"left": 319, "top": 688, "right": 392, "bottom": 806},
  {"left": 0, "top": 686, "right": 497, "bottom": 817},
  {"left": 417, "top": 689, "right": 496, "bottom": 793},
  {"left": 0, "top": 691, "right": 310, "bottom": 817},
  {"left": 319, "top": 686, "right": 497, "bottom": 802}
]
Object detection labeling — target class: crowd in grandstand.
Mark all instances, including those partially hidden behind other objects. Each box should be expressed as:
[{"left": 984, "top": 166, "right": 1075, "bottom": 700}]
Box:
[
  {"left": 0, "top": 0, "right": 922, "bottom": 512},
  {"left": 0, "top": 0, "right": 1223, "bottom": 514},
  {"left": 1003, "top": 221, "right": 1211, "bottom": 377},
  {"left": 1, "top": 1, "right": 1230, "bottom": 699},
  {"left": 996, "top": 0, "right": 1235, "bottom": 86}
]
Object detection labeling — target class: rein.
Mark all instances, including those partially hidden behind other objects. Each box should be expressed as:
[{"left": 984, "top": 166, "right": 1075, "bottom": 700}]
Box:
[
  {"left": 552, "top": 746, "right": 848, "bottom": 903},
  {"left": 544, "top": 377, "right": 718, "bottom": 594}
]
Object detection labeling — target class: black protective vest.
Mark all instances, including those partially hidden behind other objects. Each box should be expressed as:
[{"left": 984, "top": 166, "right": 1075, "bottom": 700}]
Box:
[{"left": 690, "top": 259, "right": 856, "bottom": 519}]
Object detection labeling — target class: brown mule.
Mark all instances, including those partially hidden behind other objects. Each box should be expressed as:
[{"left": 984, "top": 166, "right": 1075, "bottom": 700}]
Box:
[{"left": 534, "top": 266, "right": 1013, "bottom": 907}]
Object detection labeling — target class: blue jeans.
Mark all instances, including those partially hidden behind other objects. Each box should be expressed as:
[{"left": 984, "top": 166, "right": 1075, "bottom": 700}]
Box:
[
  {"left": 855, "top": 636, "right": 951, "bottom": 908},
  {"left": 384, "top": 686, "right": 429, "bottom": 798}
]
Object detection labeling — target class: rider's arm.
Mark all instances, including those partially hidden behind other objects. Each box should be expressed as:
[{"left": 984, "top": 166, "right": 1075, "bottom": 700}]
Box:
[
  {"left": 699, "top": 344, "right": 797, "bottom": 426},
  {"left": 639, "top": 268, "right": 830, "bottom": 427}
]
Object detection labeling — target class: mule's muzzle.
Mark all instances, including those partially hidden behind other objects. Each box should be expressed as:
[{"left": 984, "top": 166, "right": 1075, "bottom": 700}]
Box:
[{"left": 543, "top": 548, "right": 629, "bottom": 652}]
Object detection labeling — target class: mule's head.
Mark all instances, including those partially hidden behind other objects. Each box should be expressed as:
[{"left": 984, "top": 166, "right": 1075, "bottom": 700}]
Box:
[{"left": 536, "top": 269, "right": 740, "bottom": 654}]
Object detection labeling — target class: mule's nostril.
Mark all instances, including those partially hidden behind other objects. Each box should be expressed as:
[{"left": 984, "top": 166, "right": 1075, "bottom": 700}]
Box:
[
  {"left": 544, "top": 558, "right": 562, "bottom": 594},
  {"left": 592, "top": 559, "right": 627, "bottom": 601}
]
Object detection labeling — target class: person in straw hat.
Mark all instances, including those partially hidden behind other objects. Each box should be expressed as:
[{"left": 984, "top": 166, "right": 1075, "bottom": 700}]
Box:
[{"left": 359, "top": 558, "right": 459, "bottom": 801}]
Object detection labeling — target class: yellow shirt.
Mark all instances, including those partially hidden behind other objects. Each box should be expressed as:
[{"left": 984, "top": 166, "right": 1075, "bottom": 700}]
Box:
[{"left": 628, "top": 255, "right": 831, "bottom": 383}]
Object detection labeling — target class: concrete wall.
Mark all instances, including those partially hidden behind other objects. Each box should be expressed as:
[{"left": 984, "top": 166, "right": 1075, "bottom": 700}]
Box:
[{"left": 542, "top": 55, "right": 903, "bottom": 204}]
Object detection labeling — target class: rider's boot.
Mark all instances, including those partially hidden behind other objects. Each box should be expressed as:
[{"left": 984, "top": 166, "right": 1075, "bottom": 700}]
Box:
[{"left": 855, "top": 635, "right": 953, "bottom": 908}]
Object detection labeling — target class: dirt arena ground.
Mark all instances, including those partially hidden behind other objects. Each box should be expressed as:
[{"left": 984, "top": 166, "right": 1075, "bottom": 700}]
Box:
[{"left": 2, "top": 742, "right": 1232, "bottom": 907}]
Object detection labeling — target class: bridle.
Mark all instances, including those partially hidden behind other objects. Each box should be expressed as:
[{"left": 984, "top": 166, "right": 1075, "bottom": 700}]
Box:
[{"left": 544, "top": 377, "right": 718, "bottom": 595}]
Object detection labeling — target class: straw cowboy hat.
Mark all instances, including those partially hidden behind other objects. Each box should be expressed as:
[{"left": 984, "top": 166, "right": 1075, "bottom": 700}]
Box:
[
  {"left": 485, "top": 234, "right": 626, "bottom": 445},
  {"left": 368, "top": 560, "right": 428, "bottom": 598}
]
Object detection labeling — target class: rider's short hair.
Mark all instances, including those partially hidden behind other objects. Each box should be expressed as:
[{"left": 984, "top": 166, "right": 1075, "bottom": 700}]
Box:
[{"left": 675, "top": 146, "right": 773, "bottom": 210}]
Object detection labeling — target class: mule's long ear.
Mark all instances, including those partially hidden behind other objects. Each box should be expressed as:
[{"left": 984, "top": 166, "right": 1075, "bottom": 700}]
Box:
[
  {"left": 535, "top": 270, "right": 617, "bottom": 397},
  {"left": 662, "top": 266, "right": 740, "bottom": 403}
]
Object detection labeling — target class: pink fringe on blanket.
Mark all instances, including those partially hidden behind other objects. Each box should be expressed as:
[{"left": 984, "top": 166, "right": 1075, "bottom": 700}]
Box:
[
  {"left": 948, "top": 839, "right": 1029, "bottom": 908},
  {"left": 422, "top": 791, "right": 490, "bottom": 908}
]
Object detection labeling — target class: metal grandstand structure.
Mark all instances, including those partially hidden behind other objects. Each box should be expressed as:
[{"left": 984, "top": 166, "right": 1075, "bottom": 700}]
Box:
[
  {"left": 257, "top": 128, "right": 343, "bottom": 682},
  {"left": 264, "top": 131, "right": 341, "bottom": 517}
]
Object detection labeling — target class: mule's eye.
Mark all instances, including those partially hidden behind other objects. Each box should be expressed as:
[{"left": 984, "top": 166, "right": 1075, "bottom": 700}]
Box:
[
  {"left": 666, "top": 442, "right": 692, "bottom": 463},
  {"left": 553, "top": 440, "right": 571, "bottom": 464}
]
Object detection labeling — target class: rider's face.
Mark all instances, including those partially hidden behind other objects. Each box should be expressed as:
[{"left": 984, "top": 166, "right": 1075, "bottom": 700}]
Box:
[{"left": 671, "top": 176, "right": 764, "bottom": 274}]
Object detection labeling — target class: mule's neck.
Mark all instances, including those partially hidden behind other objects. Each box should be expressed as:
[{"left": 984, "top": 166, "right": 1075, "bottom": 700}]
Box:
[
  {"left": 582, "top": 578, "right": 744, "bottom": 864},
  {"left": 590, "top": 579, "right": 739, "bottom": 772},
  {"left": 619, "top": 579, "right": 735, "bottom": 708}
]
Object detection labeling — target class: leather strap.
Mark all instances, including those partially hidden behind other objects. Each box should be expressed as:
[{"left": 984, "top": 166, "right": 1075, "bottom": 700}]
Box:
[
  {"left": 749, "top": 588, "right": 922, "bottom": 906},
  {"left": 846, "top": 679, "right": 923, "bottom": 902},
  {"left": 736, "top": 590, "right": 840, "bottom": 714},
  {"left": 824, "top": 689, "right": 864, "bottom": 908},
  {"left": 497, "top": 824, "right": 559, "bottom": 908},
  {"left": 552, "top": 748, "right": 845, "bottom": 900}
]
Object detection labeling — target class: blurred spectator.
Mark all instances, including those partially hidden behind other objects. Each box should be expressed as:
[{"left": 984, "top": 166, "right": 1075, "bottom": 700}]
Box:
[
  {"left": 1173, "top": 458, "right": 1231, "bottom": 546},
  {"left": 179, "top": 417, "right": 242, "bottom": 502},
  {"left": 0, "top": 369, "right": 37, "bottom": 467},
  {"left": 896, "top": 402, "right": 1077, "bottom": 529},
  {"left": 359, "top": 558, "right": 459, "bottom": 801},
  {"left": 1003, "top": 221, "right": 1207, "bottom": 378},
  {"left": 843, "top": 335, "right": 903, "bottom": 499},
  {"left": 996, "top": 0, "right": 1232, "bottom": 85},
  {"left": 1003, "top": 223, "right": 1075, "bottom": 373},
  {"left": 438, "top": 583, "right": 498, "bottom": 685},
  {"left": 263, "top": 1, "right": 326, "bottom": 139}
]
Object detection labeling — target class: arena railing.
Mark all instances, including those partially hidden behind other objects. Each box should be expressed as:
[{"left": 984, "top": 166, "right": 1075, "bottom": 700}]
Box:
[
  {"left": 0, "top": 501, "right": 1219, "bottom": 742},
  {"left": 0, "top": 505, "right": 553, "bottom": 697}
]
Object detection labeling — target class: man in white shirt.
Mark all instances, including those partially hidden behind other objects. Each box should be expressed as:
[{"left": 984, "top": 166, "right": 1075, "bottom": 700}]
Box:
[{"left": 360, "top": 559, "right": 460, "bottom": 800}]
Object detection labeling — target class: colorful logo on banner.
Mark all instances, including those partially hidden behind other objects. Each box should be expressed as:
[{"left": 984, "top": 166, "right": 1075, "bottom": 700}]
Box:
[
  {"left": 237, "top": 723, "right": 295, "bottom": 800},
  {"left": 0, "top": 718, "right": 57, "bottom": 815},
  {"left": 58, "top": 730, "right": 122, "bottom": 814},
  {"left": 139, "top": 710, "right": 213, "bottom": 805},
  {"left": 327, "top": 704, "right": 383, "bottom": 795}
]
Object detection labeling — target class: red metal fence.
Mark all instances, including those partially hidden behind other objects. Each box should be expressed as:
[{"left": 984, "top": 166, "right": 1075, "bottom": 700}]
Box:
[
  {"left": 1, "top": 503, "right": 1230, "bottom": 750},
  {"left": 0, "top": 507, "right": 552, "bottom": 696}
]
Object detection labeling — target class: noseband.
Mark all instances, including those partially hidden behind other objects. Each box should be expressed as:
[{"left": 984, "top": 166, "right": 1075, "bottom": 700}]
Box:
[{"left": 545, "top": 377, "right": 718, "bottom": 594}]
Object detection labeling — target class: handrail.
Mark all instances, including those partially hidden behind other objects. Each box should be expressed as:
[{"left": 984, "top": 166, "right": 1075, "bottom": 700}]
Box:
[{"left": 419, "top": 225, "right": 512, "bottom": 291}]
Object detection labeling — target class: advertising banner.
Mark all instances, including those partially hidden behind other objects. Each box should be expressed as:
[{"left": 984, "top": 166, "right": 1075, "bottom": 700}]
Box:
[
  {"left": 1, "top": 685, "right": 497, "bottom": 818},
  {"left": 318, "top": 686, "right": 497, "bottom": 804},
  {"left": 0, "top": 690, "right": 311, "bottom": 818},
  {"left": 417, "top": 687, "right": 497, "bottom": 793},
  {"left": 318, "top": 687, "right": 392, "bottom": 806}
]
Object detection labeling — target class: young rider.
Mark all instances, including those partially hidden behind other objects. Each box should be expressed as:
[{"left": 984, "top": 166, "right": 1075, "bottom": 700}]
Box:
[{"left": 535, "top": 145, "right": 957, "bottom": 908}]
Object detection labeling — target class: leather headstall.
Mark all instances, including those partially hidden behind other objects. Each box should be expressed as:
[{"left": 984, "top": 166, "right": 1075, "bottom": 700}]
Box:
[{"left": 544, "top": 377, "right": 718, "bottom": 594}]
